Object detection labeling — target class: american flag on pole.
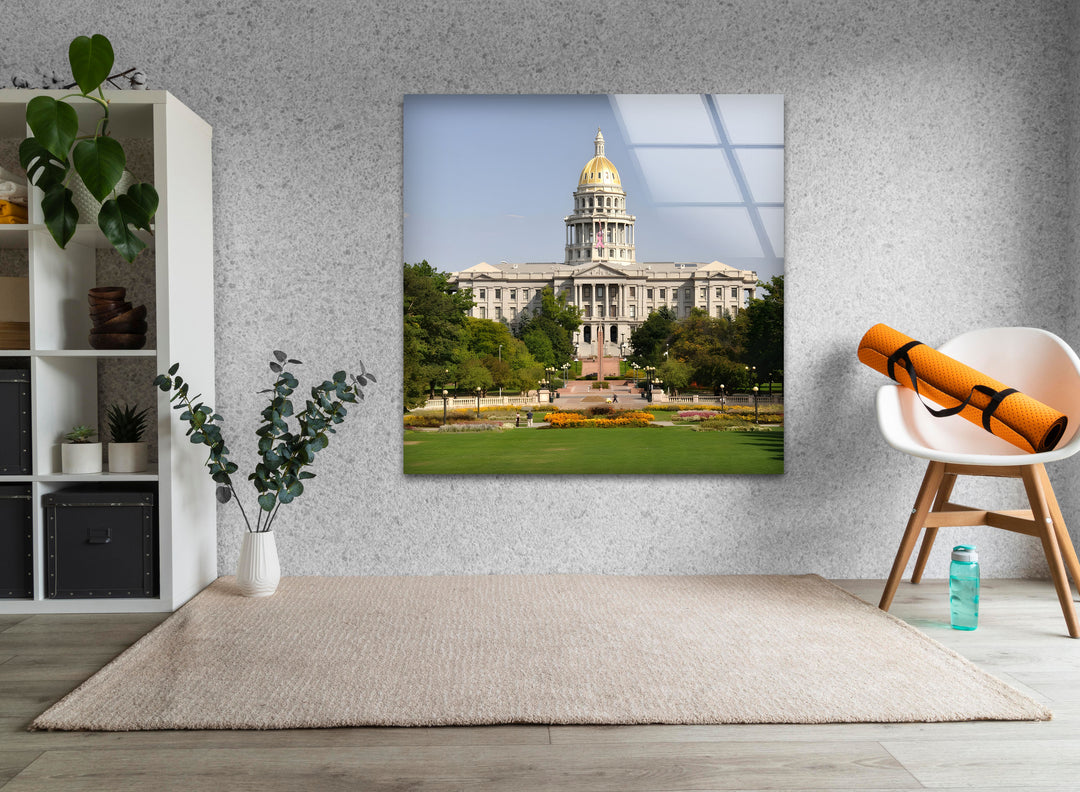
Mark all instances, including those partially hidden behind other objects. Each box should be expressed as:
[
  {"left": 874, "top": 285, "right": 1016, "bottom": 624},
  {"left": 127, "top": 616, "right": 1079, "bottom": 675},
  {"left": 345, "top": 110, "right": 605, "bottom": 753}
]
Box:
[{"left": 595, "top": 222, "right": 604, "bottom": 250}]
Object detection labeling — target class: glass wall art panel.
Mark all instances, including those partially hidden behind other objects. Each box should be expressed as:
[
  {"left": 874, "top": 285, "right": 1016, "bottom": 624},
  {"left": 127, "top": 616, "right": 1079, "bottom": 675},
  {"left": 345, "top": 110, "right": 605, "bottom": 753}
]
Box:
[{"left": 404, "top": 94, "right": 784, "bottom": 475}]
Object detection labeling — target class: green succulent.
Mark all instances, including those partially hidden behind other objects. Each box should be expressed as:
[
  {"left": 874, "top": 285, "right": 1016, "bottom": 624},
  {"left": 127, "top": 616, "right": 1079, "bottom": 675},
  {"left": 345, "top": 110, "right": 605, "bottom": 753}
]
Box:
[
  {"left": 106, "top": 402, "right": 151, "bottom": 443},
  {"left": 64, "top": 425, "right": 97, "bottom": 444}
]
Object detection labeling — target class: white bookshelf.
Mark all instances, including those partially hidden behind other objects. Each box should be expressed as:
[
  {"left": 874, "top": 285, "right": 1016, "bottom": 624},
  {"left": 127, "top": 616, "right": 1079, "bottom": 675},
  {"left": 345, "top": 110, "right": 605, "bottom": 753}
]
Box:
[{"left": 0, "top": 90, "right": 217, "bottom": 613}]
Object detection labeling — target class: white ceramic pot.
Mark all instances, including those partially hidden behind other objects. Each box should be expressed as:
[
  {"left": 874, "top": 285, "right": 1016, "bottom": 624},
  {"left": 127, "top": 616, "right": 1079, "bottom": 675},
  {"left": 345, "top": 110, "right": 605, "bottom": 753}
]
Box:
[
  {"left": 108, "top": 441, "right": 148, "bottom": 473},
  {"left": 61, "top": 442, "right": 102, "bottom": 474},
  {"left": 236, "top": 531, "right": 281, "bottom": 597},
  {"left": 70, "top": 170, "right": 135, "bottom": 221}
]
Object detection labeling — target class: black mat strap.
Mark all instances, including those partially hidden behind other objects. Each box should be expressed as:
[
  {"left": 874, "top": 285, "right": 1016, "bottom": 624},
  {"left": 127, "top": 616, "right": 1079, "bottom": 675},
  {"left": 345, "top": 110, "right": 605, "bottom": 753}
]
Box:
[{"left": 889, "top": 345, "right": 1018, "bottom": 429}]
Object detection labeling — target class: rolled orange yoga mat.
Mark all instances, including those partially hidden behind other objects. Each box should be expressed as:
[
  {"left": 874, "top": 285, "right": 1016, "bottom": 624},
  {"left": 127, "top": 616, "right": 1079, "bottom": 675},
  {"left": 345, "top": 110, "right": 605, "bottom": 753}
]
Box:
[{"left": 858, "top": 323, "right": 1068, "bottom": 453}]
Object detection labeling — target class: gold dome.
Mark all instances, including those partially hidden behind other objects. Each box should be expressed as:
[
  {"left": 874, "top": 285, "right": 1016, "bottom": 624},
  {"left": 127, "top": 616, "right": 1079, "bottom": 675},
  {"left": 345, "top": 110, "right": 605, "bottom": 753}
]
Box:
[{"left": 578, "top": 156, "right": 621, "bottom": 187}]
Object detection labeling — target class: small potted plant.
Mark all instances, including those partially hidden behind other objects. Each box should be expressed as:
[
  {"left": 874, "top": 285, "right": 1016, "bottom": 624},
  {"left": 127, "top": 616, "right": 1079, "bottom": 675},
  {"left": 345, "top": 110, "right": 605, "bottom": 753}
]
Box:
[
  {"left": 61, "top": 424, "right": 101, "bottom": 474},
  {"left": 106, "top": 402, "right": 151, "bottom": 473},
  {"left": 19, "top": 34, "right": 158, "bottom": 263}
]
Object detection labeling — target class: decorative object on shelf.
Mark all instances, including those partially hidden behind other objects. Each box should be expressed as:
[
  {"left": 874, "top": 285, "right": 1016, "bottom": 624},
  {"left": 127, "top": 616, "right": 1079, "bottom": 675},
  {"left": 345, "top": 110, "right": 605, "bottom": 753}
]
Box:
[
  {"left": 0, "top": 276, "right": 29, "bottom": 349},
  {"left": 70, "top": 169, "right": 134, "bottom": 221},
  {"left": 106, "top": 402, "right": 150, "bottom": 473},
  {"left": 236, "top": 531, "right": 280, "bottom": 597},
  {"left": 43, "top": 488, "right": 156, "bottom": 598},
  {"left": 18, "top": 34, "right": 158, "bottom": 263},
  {"left": 0, "top": 165, "right": 29, "bottom": 216},
  {"left": 60, "top": 425, "right": 101, "bottom": 475},
  {"left": 155, "top": 351, "right": 376, "bottom": 597},
  {"left": 0, "top": 369, "right": 31, "bottom": 475},
  {"left": 87, "top": 285, "right": 147, "bottom": 349}
]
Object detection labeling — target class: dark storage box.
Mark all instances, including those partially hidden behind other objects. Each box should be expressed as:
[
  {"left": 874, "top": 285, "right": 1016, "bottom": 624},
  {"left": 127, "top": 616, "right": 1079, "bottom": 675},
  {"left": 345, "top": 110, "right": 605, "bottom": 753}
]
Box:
[
  {"left": 0, "top": 368, "right": 30, "bottom": 475},
  {"left": 0, "top": 484, "right": 32, "bottom": 598},
  {"left": 44, "top": 487, "right": 157, "bottom": 598}
]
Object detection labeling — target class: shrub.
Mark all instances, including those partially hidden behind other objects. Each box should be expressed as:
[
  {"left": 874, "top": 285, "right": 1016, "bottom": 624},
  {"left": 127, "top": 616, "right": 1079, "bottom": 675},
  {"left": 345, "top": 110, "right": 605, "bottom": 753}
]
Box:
[
  {"left": 590, "top": 381, "right": 610, "bottom": 390},
  {"left": 587, "top": 405, "right": 615, "bottom": 417},
  {"left": 403, "top": 414, "right": 443, "bottom": 428},
  {"left": 437, "top": 422, "right": 503, "bottom": 432}
]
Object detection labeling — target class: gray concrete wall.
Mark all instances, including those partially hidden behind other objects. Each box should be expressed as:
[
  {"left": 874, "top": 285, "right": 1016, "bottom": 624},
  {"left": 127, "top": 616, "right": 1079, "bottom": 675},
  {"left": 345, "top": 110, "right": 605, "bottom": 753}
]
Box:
[{"left": 3, "top": 0, "right": 1075, "bottom": 579}]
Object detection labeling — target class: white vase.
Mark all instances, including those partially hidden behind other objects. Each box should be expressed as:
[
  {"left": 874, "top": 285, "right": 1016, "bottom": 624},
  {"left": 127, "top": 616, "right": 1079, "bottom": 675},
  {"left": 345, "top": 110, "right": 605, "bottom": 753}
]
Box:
[
  {"left": 236, "top": 531, "right": 280, "bottom": 597},
  {"left": 108, "top": 442, "right": 148, "bottom": 473},
  {"left": 61, "top": 442, "right": 102, "bottom": 474}
]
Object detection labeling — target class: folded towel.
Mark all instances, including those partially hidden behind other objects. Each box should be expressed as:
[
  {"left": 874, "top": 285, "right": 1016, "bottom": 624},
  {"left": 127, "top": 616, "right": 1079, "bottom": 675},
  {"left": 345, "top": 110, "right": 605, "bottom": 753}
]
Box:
[
  {"left": 0, "top": 181, "right": 28, "bottom": 205},
  {"left": 0, "top": 216, "right": 25, "bottom": 224},
  {"left": 0, "top": 200, "right": 28, "bottom": 220}
]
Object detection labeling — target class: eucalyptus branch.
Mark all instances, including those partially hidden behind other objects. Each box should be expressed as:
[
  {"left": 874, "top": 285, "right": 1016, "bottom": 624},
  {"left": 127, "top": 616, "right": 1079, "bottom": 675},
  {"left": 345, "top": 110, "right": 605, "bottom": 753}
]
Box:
[{"left": 157, "top": 351, "right": 375, "bottom": 537}]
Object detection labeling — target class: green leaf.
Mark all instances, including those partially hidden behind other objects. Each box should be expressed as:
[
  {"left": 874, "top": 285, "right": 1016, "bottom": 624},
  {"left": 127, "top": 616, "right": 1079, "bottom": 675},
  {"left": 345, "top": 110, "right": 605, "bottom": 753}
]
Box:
[
  {"left": 41, "top": 184, "right": 77, "bottom": 248},
  {"left": 25, "top": 96, "right": 78, "bottom": 160},
  {"left": 68, "top": 34, "right": 114, "bottom": 94},
  {"left": 117, "top": 183, "right": 158, "bottom": 230},
  {"left": 73, "top": 136, "right": 125, "bottom": 202},
  {"left": 298, "top": 471, "right": 315, "bottom": 480},
  {"left": 97, "top": 198, "right": 147, "bottom": 263},
  {"left": 168, "top": 362, "right": 180, "bottom": 375},
  {"left": 19, "top": 137, "right": 68, "bottom": 191},
  {"left": 258, "top": 493, "right": 276, "bottom": 512}
]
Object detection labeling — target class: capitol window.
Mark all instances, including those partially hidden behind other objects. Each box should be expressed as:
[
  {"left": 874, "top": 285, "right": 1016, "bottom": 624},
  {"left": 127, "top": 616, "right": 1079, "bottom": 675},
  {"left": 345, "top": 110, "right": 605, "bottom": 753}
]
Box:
[
  {"left": 479, "top": 289, "right": 486, "bottom": 299},
  {"left": 647, "top": 289, "right": 653, "bottom": 299},
  {"left": 731, "top": 287, "right": 738, "bottom": 298},
  {"left": 629, "top": 287, "right": 636, "bottom": 298},
  {"left": 494, "top": 289, "right": 501, "bottom": 299},
  {"left": 700, "top": 288, "right": 707, "bottom": 299},
  {"left": 510, "top": 289, "right": 516, "bottom": 300},
  {"left": 659, "top": 289, "right": 666, "bottom": 299}
]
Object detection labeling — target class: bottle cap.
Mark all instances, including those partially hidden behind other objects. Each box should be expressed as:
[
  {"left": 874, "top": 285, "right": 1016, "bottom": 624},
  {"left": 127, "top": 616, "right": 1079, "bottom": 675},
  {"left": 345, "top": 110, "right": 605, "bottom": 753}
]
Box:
[{"left": 952, "top": 544, "right": 978, "bottom": 563}]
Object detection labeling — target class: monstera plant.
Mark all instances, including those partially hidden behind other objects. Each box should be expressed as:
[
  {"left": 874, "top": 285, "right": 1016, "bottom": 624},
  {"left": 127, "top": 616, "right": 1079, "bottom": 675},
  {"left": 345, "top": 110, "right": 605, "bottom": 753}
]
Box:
[
  {"left": 19, "top": 34, "right": 158, "bottom": 263},
  {"left": 155, "top": 352, "right": 376, "bottom": 534}
]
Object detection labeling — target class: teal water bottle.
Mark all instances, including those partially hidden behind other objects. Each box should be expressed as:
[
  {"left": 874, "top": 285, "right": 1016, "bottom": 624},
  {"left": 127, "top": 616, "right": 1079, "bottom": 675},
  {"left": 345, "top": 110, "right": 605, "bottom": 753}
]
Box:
[{"left": 949, "top": 545, "right": 979, "bottom": 630}]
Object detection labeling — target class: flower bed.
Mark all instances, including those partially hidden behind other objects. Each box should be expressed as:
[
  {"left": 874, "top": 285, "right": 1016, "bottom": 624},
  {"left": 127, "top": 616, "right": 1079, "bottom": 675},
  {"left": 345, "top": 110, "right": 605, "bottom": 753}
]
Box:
[{"left": 545, "top": 410, "right": 654, "bottom": 428}]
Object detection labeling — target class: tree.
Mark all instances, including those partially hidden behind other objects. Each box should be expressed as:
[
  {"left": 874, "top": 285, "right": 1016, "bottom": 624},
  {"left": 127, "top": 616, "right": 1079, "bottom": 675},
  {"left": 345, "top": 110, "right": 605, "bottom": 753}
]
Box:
[
  {"left": 740, "top": 275, "right": 783, "bottom": 385},
  {"left": 403, "top": 261, "right": 473, "bottom": 409},
  {"left": 668, "top": 308, "right": 742, "bottom": 390},
  {"left": 657, "top": 358, "right": 692, "bottom": 396},
  {"left": 627, "top": 306, "right": 676, "bottom": 367},
  {"left": 515, "top": 286, "right": 582, "bottom": 366},
  {"left": 457, "top": 358, "right": 494, "bottom": 394}
]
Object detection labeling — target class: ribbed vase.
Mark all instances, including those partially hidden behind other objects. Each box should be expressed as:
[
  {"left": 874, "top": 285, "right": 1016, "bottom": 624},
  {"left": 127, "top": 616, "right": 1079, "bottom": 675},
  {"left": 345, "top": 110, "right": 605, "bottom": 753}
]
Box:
[{"left": 236, "top": 531, "right": 281, "bottom": 597}]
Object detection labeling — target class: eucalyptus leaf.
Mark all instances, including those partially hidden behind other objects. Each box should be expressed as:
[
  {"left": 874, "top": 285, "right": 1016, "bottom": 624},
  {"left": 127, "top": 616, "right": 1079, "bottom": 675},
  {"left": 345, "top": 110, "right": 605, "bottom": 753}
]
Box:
[
  {"left": 215, "top": 485, "right": 233, "bottom": 504},
  {"left": 258, "top": 493, "right": 277, "bottom": 512},
  {"left": 274, "top": 350, "right": 287, "bottom": 362},
  {"left": 68, "top": 34, "right": 114, "bottom": 94}
]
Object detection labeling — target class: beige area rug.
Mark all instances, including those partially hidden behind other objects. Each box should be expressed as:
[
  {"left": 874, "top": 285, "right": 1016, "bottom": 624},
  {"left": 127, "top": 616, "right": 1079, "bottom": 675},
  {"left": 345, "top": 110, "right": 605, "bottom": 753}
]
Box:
[{"left": 33, "top": 574, "right": 1049, "bottom": 730}]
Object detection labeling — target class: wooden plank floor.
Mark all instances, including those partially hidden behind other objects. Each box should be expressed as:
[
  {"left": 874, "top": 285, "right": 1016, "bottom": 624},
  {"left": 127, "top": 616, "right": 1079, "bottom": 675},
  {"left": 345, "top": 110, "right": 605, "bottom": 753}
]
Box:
[{"left": 0, "top": 578, "right": 1076, "bottom": 791}]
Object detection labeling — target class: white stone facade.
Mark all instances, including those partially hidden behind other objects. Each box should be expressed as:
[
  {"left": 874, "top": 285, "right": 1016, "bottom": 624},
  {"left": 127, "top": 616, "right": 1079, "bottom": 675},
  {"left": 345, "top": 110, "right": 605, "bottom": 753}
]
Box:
[{"left": 448, "top": 130, "right": 758, "bottom": 358}]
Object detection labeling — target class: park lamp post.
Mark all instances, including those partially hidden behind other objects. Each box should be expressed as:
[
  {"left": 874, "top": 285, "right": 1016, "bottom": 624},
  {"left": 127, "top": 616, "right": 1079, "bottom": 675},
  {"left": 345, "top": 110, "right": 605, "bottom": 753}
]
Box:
[
  {"left": 498, "top": 345, "right": 503, "bottom": 398},
  {"left": 753, "top": 385, "right": 759, "bottom": 424},
  {"left": 719, "top": 383, "right": 725, "bottom": 413},
  {"left": 561, "top": 362, "right": 569, "bottom": 387},
  {"left": 475, "top": 386, "right": 481, "bottom": 418},
  {"left": 441, "top": 389, "right": 449, "bottom": 426},
  {"left": 545, "top": 367, "right": 556, "bottom": 401}
]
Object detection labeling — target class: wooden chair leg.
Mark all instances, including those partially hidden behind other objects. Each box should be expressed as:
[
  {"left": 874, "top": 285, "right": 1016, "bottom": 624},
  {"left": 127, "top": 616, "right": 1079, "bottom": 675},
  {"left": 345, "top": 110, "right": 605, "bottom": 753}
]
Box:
[
  {"left": 911, "top": 472, "right": 957, "bottom": 584},
  {"left": 880, "top": 461, "right": 946, "bottom": 612},
  {"left": 1021, "top": 466, "right": 1080, "bottom": 638},
  {"left": 1037, "top": 464, "right": 1080, "bottom": 594}
]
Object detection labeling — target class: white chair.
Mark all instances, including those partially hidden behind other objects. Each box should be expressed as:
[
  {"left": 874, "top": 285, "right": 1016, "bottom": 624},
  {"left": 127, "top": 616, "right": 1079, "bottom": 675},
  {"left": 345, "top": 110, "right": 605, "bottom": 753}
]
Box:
[{"left": 876, "top": 326, "right": 1080, "bottom": 637}]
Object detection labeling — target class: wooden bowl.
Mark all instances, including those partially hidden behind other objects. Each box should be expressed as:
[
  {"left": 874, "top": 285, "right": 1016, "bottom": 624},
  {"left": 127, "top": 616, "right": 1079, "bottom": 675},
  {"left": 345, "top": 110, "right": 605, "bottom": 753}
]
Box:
[
  {"left": 91, "top": 320, "right": 147, "bottom": 335},
  {"left": 88, "top": 333, "right": 146, "bottom": 350},
  {"left": 88, "top": 286, "right": 126, "bottom": 301},
  {"left": 90, "top": 303, "right": 133, "bottom": 323},
  {"left": 91, "top": 305, "right": 147, "bottom": 331}
]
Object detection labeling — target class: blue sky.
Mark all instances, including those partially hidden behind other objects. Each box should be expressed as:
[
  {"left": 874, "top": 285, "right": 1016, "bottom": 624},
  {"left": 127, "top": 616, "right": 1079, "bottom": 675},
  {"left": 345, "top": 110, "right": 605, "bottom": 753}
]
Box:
[{"left": 404, "top": 94, "right": 784, "bottom": 283}]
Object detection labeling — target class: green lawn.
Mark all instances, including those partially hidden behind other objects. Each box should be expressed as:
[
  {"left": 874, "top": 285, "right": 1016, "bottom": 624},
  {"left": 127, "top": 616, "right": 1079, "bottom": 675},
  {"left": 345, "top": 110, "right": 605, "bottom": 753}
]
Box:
[{"left": 404, "top": 428, "right": 784, "bottom": 474}]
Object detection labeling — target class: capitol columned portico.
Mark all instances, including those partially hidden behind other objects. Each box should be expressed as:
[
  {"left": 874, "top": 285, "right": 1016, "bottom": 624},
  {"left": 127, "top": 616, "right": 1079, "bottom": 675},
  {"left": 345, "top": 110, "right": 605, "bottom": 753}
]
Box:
[{"left": 449, "top": 129, "right": 758, "bottom": 358}]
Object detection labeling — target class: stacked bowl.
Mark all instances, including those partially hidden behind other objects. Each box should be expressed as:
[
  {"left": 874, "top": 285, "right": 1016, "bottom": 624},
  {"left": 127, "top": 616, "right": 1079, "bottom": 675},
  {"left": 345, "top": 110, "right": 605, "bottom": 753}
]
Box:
[{"left": 88, "top": 287, "right": 147, "bottom": 350}]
